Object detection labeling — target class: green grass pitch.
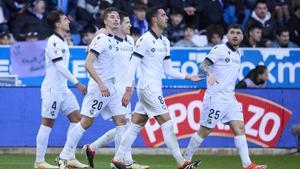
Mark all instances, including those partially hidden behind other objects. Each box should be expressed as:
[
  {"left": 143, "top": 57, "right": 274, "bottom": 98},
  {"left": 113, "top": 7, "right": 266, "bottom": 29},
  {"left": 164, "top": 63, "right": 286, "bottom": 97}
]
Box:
[{"left": 0, "top": 154, "right": 299, "bottom": 169}]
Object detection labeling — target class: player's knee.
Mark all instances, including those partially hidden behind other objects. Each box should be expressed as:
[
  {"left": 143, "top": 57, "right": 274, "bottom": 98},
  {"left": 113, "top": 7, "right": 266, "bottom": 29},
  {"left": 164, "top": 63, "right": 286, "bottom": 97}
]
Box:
[
  {"left": 113, "top": 115, "right": 127, "bottom": 126},
  {"left": 67, "top": 111, "right": 81, "bottom": 123},
  {"left": 198, "top": 126, "right": 211, "bottom": 138},
  {"left": 233, "top": 125, "right": 245, "bottom": 135},
  {"left": 41, "top": 118, "right": 55, "bottom": 128},
  {"left": 80, "top": 116, "right": 94, "bottom": 129}
]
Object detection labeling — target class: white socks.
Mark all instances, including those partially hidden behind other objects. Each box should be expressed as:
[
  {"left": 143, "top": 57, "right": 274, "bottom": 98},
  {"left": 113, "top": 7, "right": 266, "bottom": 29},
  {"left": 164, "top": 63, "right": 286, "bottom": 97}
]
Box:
[
  {"left": 67, "top": 123, "right": 76, "bottom": 139},
  {"left": 36, "top": 125, "right": 52, "bottom": 163},
  {"left": 90, "top": 128, "right": 117, "bottom": 151},
  {"left": 184, "top": 133, "right": 204, "bottom": 161},
  {"left": 114, "top": 125, "right": 128, "bottom": 153},
  {"left": 114, "top": 123, "right": 142, "bottom": 164},
  {"left": 60, "top": 123, "right": 85, "bottom": 160},
  {"left": 161, "top": 121, "right": 184, "bottom": 165},
  {"left": 234, "top": 135, "right": 251, "bottom": 167}
]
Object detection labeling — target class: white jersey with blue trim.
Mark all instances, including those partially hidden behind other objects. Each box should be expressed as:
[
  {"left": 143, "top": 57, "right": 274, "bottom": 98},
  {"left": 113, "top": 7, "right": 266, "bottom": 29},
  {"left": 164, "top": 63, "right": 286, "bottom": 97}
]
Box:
[
  {"left": 205, "top": 42, "right": 242, "bottom": 100},
  {"left": 133, "top": 30, "right": 170, "bottom": 91},
  {"left": 41, "top": 33, "right": 70, "bottom": 92},
  {"left": 88, "top": 33, "right": 117, "bottom": 85}
]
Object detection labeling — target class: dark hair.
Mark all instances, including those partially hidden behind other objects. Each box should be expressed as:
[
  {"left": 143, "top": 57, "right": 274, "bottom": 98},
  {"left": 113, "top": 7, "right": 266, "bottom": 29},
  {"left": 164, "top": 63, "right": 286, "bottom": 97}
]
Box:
[
  {"left": 206, "top": 24, "right": 224, "bottom": 42},
  {"left": 246, "top": 65, "right": 267, "bottom": 79},
  {"left": 102, "top": 7, "right": 119, "bottom": 21},
  {"left": 277, "top": 26, "right": 289, "bottom": 36},
  {"left": 170, "top": 8, "right": 184, "bottom": 16},
  {"left": 184, "top": 24, "right": 195, "bottom": 31},
  {"left": 255, "top": 0, "right": 267, "bottom": 8},
  {"left": 47, "top": 10, "right": 65, "bottom": 29},
  {"left": 227, "top": 24, "right": 243, "bottom": 33},
  {"left": 80, "top": 24, "right": 97, "bottom": 35},
  {"left": 119, "top": 10, "right": 129, "bottom": 23},
  {"left": 133, "top": 3, "right": 147, "bottom": 11},
  {"left": 248, "top": 24, "right": 263, "bottom": 32},
  {"left": 0, "top": 31, "right": 10, "bottom": 39},
  {"left": 146, "top": 6, "right": 164, "bottom": 26},
  {"left": 130, "top": 27, "right": 141, "bottom": 36}
]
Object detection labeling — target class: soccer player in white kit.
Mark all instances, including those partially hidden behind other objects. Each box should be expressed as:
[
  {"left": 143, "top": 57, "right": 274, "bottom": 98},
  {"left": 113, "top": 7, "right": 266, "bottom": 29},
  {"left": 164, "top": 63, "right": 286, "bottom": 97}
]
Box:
[
  {"left": 57, "top": 7, "right": 128, "bottom": 169},
  {"left": 82, "top": 11, "right": 149, "bottom": 169},
  {"left": 111, "top": 6, "right": 203, "bottom": 169},
  {"left": 34, "top": 10, "right": 88, "bottom": 169},
  {"left": 183, "top": 24, "right": 267, "bottom": 169}
]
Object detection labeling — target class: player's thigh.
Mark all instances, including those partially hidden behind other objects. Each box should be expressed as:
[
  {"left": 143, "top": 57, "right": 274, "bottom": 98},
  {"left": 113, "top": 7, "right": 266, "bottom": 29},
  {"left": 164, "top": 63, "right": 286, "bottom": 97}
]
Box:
[
  {"left": 60, "top": 90, "right": 80, "bottom": 117},
  {"left": 137, "top": 88, "right": 168, "bottom": 118},
  {"left": 222, "top": 99, "right": 244, "bottom": 131},
  {"left": 81, "top": 85, "right": 110, "bottom": 118},
  {"left": 106, "top": 94, "right": 127, "bottom": 125},
  {"left": 41, "top": 92, "right": 63, "bottom": 119},
  {"left": 200, "top": 96, "right": 228, "bottom": 129}
]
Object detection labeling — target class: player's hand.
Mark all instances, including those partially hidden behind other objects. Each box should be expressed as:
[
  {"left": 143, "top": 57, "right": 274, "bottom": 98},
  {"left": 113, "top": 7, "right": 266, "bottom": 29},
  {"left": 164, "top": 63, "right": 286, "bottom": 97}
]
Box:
[
  {"left": 122, "top": 91, "right": 132, "bottom": 107},
  {"left": 189, "top": 74, "right": 205, "bottom": 82},
  {"left": 76, "top": 82, "right": 87, "bottom": 95},
  {"left": 208, "top": 72, "right": 219, "bottom": 85},
  {"left": 98, "top": 83, "right": 110, "bottom": 97}
]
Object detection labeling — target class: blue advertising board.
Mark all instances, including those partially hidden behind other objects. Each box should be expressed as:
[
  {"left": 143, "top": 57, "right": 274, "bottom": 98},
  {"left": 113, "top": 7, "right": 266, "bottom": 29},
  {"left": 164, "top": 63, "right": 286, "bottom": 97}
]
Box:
[
  {"left": 0, "top": 45, "right": 299, "bottom": 88},
  {"left": 0, "top": 87, "right": 299, "bottom": 148}
]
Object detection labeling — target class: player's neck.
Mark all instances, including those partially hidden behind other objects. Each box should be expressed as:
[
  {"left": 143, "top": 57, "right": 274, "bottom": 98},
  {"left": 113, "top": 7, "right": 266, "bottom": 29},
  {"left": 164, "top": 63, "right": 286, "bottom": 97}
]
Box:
[
  {"left": 115, "top": 30, "right": 126, "bottom": 39},
  {"left": 54, "top": 29, "right": 67, "bottom": 40},
  {"left": 151, "top": 26, "right": 163, "bottom": 38},
  {"left": 106, "top": 27, "right": 118, "bottom": 36}
]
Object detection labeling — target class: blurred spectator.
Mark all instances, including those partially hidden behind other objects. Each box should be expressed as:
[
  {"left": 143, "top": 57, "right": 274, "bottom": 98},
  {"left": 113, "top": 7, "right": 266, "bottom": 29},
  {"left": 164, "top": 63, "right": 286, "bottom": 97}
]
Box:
[
  {"left": 79, "top": 24, "right": 96, "bottom": 45},
  {"left": 236, "top": 65, "right": 268, "bottom": 88},
  {"left": 135, "top": 0, "right": 168, "bottom": 9},
  {"left": 12, "top": 0, "right": 51, "bottom": 41},
  {"left": 0, "top": 0, "right": 9, "bottom": 32},
  {"left": 223, "top": 0, "right": 251, "bottom": 29},
  {"left": 113, "top": 0, "right": 133, "bottom": 16},
  {"left": 94, "top": 1, "right": 111, "bottom": 28},
  {"left": 131, "top": 3, "right": 148, "bottom": 35},
  {"left": 76, "top": 0, "right": 100, "bottom": 27},
  {"left": 288, "top": 5, "right": 300, "bottom": 46},
  {"left": 0, "top": 31, "right": 11, "bottom": 44},
  {"left": 165, "top": 8, "right": 185, "bottom": 45},
  {"left": 169, "top": 0, "right": 202, "bottom": 30},
  {"left": 2, "top": 0, "right": 27, "bottom": 23},
  {"left": 205, "top": 24, "right": 224, "bottom": 47},
  {"left": 241, "top": 24, "right": 265, "bottom": 47},
  {"left": 173, "top": 25, "right": 198, "bottom": 47},
  {"left": 130, "top": 27, "right": 140, "bottom": 44},
  {"left": 247, "top": 0, "right": 277, "bottom": 47},
  {"left": 271, "top": 27, "right": 298, "bottom": 48},
  {"left": 197, "top": 0, "right": 224, "bottom": 30},
  {"left": 24, "top": 30, "right": 39, "bottom": 42},
  {"left": 274, "top": 0, "right": 291, "bottom": 26}
]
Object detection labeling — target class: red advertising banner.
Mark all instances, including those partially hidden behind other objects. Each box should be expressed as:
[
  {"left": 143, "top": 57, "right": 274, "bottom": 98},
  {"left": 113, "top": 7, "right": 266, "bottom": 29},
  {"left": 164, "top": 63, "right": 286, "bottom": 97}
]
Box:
[{"left": 140, "top": 90, "right": 292, "bottom": 148}]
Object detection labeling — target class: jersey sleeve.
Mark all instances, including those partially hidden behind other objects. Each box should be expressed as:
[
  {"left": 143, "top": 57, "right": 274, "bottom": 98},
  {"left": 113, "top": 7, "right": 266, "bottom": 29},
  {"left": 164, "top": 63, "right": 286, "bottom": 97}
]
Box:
[
  {"left": 47, "top": 40, "right": 64, "bottom": 62},
  {"left": 89, "top": 33, "right": 108, "bottom": 57},
  {"left": 133, "top": 36, "right": 148, "bottom": 59},
  {"left": 206, "top": 45, "right": 221, "bottom": 64}
]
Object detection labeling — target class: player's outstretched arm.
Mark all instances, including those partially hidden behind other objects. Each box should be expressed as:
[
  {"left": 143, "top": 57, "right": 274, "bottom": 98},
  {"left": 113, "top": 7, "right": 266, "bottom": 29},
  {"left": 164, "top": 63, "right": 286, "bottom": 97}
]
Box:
[
  {"left": 85, "top": 52, "right": 110, "bottom": 97},
  {"left": 200, "top": 58, "right": 218, "bottom": 85}
]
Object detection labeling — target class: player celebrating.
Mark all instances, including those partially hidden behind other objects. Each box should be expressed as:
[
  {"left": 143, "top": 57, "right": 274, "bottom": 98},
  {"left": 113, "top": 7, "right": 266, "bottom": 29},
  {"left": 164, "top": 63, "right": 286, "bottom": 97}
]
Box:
[
  {"left": 57, "top": 7, "right": 128, "bottom": 169},
  {"left": 82, "top": 11, "right": 149, "bottom": 169},
  {"left": 34, "top": 10, "right": 88, "bottom": 169},
  {"left": 112, "top": 6, "right": 203, "bottom": 169},
  {"left": 183, "top": 24, "right": 267, "bottom": 169}
]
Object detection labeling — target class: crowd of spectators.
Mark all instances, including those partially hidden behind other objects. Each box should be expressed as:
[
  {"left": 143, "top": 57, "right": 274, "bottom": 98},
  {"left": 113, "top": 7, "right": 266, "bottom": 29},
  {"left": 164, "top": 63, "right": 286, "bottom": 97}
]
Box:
[{"left": 0, "top": 0, "right": 299, "bottom": 48}]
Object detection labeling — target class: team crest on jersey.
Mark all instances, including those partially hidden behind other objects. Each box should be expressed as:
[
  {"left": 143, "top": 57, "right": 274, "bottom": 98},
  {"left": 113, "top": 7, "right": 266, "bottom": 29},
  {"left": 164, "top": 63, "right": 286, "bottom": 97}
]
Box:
[
  {"left": 97, "top": 36, "right": 101, "bottom": 40},
  {"left": 151, "top": 48, "right": 156, "bottom": 53},
  {"left": 225, "top": 58, "right": 230, "bottom": 63},
  {"left": 207, "top": 119, "right": 212, "bottom": 124},
  {"left": 62, "top": 49, "right": 66, "bottom": 54},
  {"left": 53, "top": 42, "right": 56, "bottom": 47},
  {"left": 89, "top": 109, "right": 94, "bottom": 115},
  {"left": 109, "top": 45, "right": 112, "bottom": 49}
]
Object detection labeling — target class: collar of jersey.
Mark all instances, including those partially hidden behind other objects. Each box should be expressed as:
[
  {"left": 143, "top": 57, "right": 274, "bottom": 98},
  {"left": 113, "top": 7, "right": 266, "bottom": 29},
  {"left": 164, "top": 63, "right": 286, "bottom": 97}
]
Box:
[
  {"left": 114, "top": 35, "right": 127, "bottom": 42},
  {"left": 149, "top": 29, "right": 162, "bottom": 40},
  {"left": 225, "top": 42, "right": 236, "bottom": 52},
  {"left": 108, "top": 33, "right": 113, "bottom": 37},
  {"left": 53, "top": 32, "right": 65, "bottom": 41}
]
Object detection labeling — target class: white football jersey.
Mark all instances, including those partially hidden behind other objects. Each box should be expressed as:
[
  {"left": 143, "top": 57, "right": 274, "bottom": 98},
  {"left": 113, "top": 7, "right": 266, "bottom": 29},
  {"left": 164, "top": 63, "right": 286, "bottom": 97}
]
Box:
[
  {"left": 41, "top": 33, "right": 71, "bottom": 92},
  {"left": 134, "top": 30, "right": 170, "bottom": 91},
  {"left": 205, "top": 42, "right": 241, "bottom": 100},
  {"left": 88, "top": 33, "right": 117, "bottom": 84},
  {"left": 114, "top": 35, "right": 134, "bottom": 93}
]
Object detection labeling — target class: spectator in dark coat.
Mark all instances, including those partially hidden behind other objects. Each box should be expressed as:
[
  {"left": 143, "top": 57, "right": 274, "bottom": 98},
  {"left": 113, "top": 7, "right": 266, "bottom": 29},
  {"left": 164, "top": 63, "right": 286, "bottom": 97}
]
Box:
[
  {"left": 288, "top": 5, "right": 300, "bottom": 46},
  {"left": 240, "top": 24, "right": 265, "bottom": 47},
  {"left": 131, "top": 3, "right": 148, "bottom": 35},
  {"left": 271, "top": 26, "right": 298, "bottom": 48},
  {"left": 165, "top": 8, "right": 185, "bottom": 45},
  {"left": 12, "top": 0, "right": 51, "bottom": 41},
  {"left": 246, "top": 0, "right": 277, "bottom": 47}
]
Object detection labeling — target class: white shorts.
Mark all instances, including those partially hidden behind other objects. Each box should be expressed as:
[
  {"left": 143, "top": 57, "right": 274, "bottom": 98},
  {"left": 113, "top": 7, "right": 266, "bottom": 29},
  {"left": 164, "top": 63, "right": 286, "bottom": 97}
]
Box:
[
  {"left": 41, "top": 89, "right": 80, "bottom": 119},
  {"left": 81, "top": 80, "right": 125, "bottom": 120},
  {"left": 134, "top": 86, "right": 168, "bottom": 118},
  {"left": 200, "top": 95, "right": 243, "bottom": 129}
]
